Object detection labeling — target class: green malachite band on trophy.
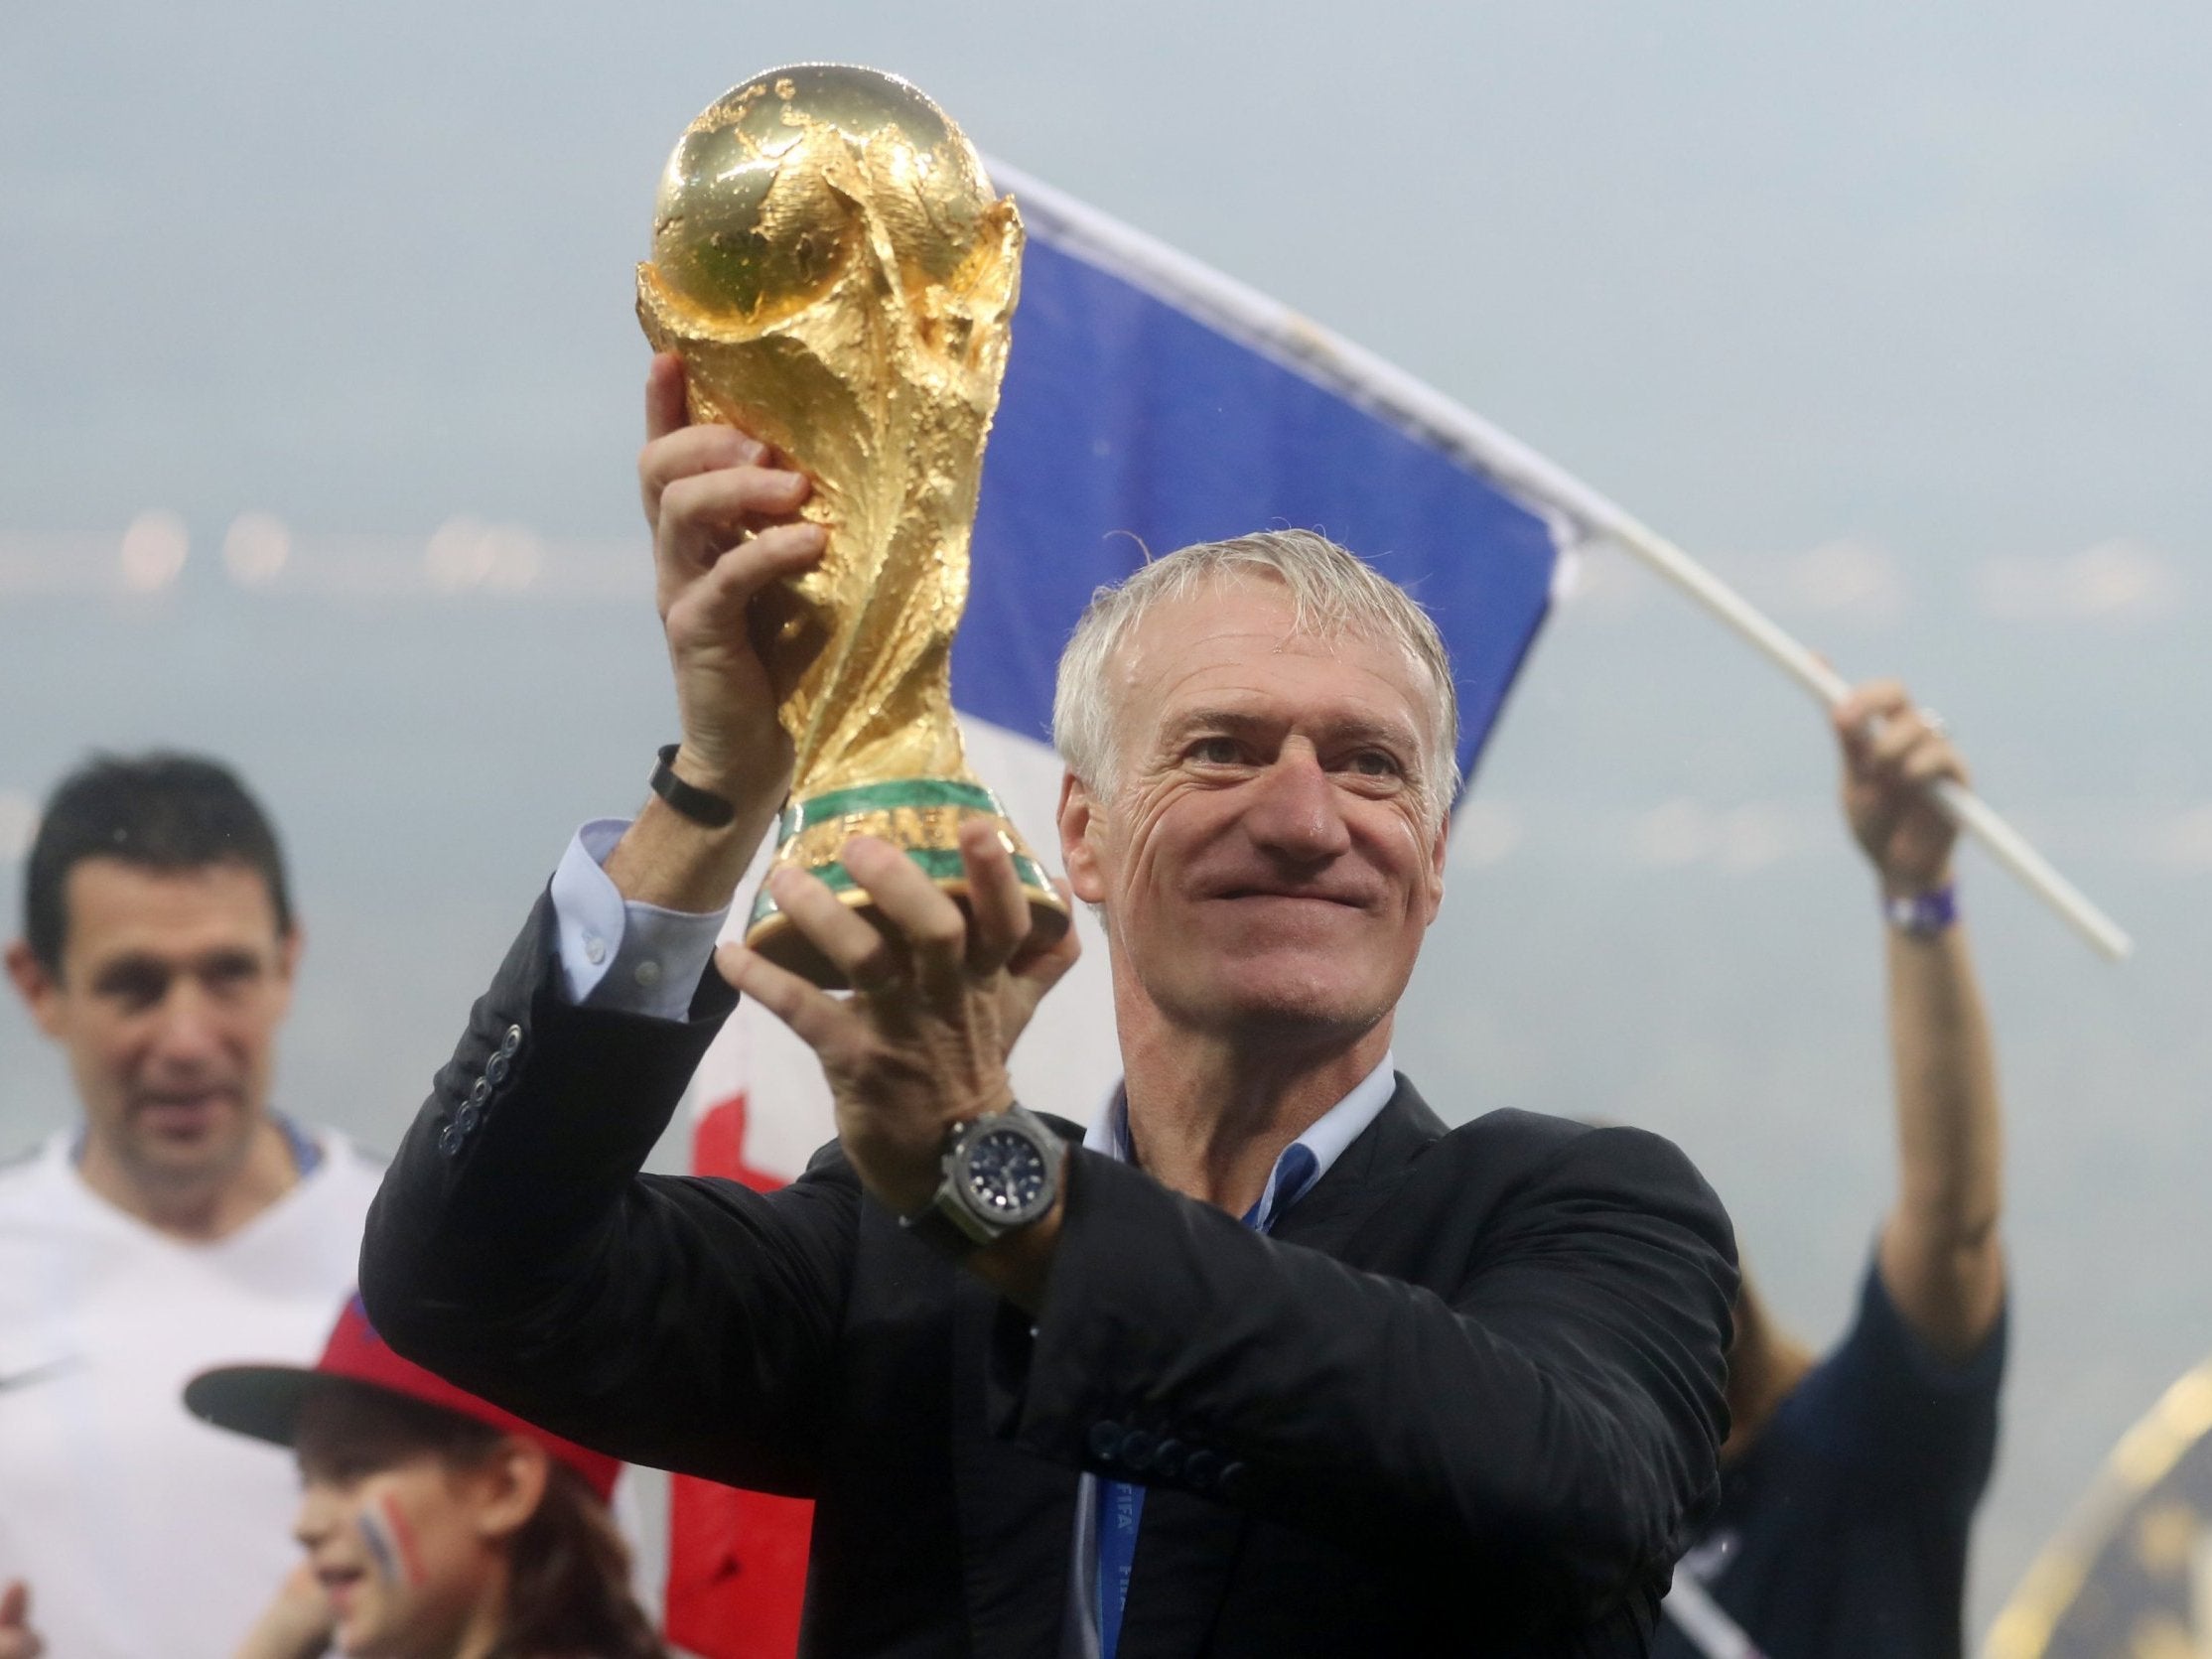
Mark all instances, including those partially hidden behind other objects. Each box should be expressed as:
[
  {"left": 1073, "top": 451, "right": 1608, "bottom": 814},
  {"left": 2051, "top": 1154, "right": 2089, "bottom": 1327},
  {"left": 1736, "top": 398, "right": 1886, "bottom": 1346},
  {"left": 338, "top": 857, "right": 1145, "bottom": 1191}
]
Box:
[
  {"left": 776, "top": 777, "right": 1007, "bottom": 837},
  {"left": 747, "top": 846, "right": 1056, "bottom": 931}
]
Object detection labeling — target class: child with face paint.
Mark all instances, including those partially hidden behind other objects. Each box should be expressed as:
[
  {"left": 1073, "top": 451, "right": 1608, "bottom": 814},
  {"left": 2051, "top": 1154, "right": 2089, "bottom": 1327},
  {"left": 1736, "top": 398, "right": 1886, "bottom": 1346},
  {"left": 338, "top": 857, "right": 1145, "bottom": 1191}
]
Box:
[{"left": 187, "top": 1298, "right": 667, "bottom": 1659}]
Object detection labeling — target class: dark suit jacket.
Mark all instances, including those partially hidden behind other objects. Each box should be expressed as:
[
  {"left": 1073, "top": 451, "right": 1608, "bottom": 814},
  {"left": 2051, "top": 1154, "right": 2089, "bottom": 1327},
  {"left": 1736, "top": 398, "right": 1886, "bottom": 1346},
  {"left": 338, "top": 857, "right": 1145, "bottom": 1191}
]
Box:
[{"left": 360, "top": 896, "right": 1736, "bottom": 1657}]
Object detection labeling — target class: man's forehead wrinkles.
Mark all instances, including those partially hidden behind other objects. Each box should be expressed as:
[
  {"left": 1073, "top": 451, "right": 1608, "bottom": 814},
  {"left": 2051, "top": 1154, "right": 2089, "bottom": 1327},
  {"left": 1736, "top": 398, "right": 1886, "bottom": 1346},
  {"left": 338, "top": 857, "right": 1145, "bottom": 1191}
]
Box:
[
  {"left": 1161, "top": 705, "right": 1421, "bottom": 748},
  {"left": 1146, "top": 654, "right": 1421, "bottom": 709}
]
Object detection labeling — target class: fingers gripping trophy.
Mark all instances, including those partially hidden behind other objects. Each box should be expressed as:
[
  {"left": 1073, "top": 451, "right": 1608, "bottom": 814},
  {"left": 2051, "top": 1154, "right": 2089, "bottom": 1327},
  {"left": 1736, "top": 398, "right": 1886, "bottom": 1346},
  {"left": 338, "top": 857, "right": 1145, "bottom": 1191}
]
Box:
[{"left": 637, "top": 64, "right": 1069, "bottom": 987}]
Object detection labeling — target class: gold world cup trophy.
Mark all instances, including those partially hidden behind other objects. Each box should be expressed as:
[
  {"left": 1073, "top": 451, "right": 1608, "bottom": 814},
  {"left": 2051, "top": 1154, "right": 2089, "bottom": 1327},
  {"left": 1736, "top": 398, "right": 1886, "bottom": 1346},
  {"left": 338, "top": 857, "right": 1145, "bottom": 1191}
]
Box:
[{"left": 637, "top": 64, "right": 1070, "bottom": 987}]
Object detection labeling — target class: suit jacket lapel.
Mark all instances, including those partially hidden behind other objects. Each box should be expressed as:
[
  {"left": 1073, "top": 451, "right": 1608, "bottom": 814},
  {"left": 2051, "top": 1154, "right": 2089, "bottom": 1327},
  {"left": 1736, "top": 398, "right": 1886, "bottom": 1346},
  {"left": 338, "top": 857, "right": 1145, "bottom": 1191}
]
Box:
[
  {"left": 1270, "top": 1077, "right": 1446, "bottom": 1259},
  {"left": 1118, "top": 1079, "right": 1446, "bottom": 1656}
]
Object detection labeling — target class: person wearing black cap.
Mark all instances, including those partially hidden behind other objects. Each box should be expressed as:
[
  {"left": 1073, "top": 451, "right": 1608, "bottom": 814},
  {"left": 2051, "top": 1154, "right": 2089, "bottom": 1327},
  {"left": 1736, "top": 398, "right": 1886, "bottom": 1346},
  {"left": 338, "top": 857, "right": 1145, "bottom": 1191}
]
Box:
[{"left": 188, "top": 1297, "right": 665, "bottom": 1659}]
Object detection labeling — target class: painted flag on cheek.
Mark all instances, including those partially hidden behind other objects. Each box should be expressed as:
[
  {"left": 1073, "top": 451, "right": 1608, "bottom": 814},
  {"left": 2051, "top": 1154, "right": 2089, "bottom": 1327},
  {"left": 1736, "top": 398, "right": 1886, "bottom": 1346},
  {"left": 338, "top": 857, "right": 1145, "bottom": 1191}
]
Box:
[
  {"left": 358, "top": 1491, "right": 425, "bottom": 1592},
  {"left": 663, "top": 164, "right": 1578, "bottom": 1658}
]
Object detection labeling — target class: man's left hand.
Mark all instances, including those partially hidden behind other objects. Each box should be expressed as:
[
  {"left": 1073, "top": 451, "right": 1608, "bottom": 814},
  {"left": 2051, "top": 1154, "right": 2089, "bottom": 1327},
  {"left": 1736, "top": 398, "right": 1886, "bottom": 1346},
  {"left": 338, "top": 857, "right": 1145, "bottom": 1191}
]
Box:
[
  {"left": 1835, "top": 680, "right": 1968, "bottom": 897},
  {"left": 716, "top": 820, "right": 1079, "bottom": 1217}
]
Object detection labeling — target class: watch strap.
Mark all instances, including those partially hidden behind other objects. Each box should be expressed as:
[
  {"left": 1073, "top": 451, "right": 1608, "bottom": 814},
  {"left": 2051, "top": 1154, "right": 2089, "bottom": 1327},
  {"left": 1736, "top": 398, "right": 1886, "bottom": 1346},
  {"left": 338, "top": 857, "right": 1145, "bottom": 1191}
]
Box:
[
  {"left": 900, "top": 1195, "right": 993, "bottom": 1259},
  {"left": 650, "top": 744, "right": 738, "bottom": 829},
  {"left": 1884, "top": 882, "right": 1959, "bottom": 938}
]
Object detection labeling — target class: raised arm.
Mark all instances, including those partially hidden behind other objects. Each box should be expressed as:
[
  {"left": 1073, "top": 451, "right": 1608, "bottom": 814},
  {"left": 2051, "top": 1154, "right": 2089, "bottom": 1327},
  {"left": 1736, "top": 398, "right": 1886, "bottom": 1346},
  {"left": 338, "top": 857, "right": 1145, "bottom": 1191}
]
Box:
[
  {"left": 1836, "top": 681, "right": 2005, "bottom": 1363},
  {"left": 359, "top": 356, "right": 848, "bottom": 1479},
  {"left": 360, "top": 356, "right": 1074, "bottom": 1480}
]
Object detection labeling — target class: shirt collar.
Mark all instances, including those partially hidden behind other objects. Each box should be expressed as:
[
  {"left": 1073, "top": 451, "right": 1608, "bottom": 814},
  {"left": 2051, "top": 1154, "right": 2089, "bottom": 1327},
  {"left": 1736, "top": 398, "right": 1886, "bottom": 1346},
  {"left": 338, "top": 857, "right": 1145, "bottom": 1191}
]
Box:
[{"left": 1082, "top": 1050, "right": 1398, "bottom": 1231}]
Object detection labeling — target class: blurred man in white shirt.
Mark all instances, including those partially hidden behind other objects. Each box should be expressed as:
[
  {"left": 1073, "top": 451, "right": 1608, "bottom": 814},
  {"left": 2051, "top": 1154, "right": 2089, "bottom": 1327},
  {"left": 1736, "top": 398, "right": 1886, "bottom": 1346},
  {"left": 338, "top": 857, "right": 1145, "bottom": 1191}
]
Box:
[{"left": 0, "top": 754, "right": 384, "bottom": 1659}]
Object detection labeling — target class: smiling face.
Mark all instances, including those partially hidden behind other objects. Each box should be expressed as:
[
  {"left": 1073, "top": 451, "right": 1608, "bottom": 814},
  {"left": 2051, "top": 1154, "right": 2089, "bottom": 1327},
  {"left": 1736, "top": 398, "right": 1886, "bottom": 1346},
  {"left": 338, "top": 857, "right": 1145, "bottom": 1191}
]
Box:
[
  {"left": 295, "top": 1455, "right": 492, "bottom": 1656},
  {"left": 290, "top": 1390, "right": 535, "bottom": 1658},
  {"left": 1060, "top": 575, "right": 1449, "bottom": 1049},
  {"left": 5, "top": 858, "right": 297, "bottom": 1202}
]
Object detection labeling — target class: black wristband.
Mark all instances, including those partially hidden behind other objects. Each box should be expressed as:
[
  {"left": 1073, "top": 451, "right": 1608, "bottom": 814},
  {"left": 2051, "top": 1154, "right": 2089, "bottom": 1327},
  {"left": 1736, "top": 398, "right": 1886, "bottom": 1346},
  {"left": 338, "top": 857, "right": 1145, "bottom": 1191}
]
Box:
[{"left": 650, "top": 745, "right": 738, "bottom": 829}]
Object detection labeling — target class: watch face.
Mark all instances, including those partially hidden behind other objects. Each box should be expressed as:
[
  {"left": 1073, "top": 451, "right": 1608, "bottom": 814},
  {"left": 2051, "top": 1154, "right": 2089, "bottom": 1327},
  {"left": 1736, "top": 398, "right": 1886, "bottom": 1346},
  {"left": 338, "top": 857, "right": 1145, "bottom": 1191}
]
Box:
[{"left": 961, "top": 1126, "right": 1052, "bottom": 1219}]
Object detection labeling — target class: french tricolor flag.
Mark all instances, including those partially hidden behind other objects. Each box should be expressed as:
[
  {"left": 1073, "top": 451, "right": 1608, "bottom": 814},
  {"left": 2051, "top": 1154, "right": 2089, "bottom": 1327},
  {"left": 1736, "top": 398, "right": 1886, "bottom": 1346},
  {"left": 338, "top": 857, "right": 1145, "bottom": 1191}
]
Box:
[{"left": 663, "top": 164, "right": 1578, "bottom": 1659}]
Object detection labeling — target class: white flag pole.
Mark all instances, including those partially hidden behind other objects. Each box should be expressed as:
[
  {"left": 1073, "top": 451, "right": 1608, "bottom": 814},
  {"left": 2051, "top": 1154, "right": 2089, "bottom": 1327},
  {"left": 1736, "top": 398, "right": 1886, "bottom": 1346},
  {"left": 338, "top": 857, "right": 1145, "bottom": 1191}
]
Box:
[
  {"left": 1573, "top": 505, "right": 2134, "bottom": 964},
  {"left": 989, "top": 161, "right": 2134, "bottom": 963},
  {"left": 1457, "top": 441, "right": 2134, "bottom": 961}
]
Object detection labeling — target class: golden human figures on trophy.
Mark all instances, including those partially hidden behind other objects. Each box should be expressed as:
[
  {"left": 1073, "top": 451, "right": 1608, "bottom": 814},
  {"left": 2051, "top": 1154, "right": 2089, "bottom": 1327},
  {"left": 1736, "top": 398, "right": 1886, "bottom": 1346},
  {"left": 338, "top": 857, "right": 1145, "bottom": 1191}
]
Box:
[{"left": 637, "top": 64, "right": 1069, "bottom": 987}]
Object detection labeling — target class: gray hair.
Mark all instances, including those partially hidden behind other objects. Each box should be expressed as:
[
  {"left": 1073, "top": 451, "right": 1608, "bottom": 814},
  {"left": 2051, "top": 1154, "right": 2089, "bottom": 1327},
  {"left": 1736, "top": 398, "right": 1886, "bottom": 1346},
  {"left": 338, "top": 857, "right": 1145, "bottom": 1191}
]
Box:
[{"left": 1050, "top": 529, "right": 1461, "bottom": 821}]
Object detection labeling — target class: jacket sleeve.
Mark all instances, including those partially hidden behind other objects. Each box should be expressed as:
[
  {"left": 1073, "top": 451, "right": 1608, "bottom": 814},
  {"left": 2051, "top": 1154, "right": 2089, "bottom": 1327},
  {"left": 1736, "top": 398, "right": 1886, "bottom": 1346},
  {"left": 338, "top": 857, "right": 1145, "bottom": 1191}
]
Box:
[
  {"left": 356, "top": 892, "right": 860, "bottom": 1493},
  {"left": 989, "top": 1117, "right": 1736, "bottom": 1630}
]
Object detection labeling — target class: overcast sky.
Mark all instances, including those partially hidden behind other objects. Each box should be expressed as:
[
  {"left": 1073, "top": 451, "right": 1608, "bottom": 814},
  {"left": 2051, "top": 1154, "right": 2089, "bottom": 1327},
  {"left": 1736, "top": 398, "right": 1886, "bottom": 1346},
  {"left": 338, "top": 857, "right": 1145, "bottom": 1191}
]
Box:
[{"left": 5, "top": 3, "right": 2209, "bottom": 1642}]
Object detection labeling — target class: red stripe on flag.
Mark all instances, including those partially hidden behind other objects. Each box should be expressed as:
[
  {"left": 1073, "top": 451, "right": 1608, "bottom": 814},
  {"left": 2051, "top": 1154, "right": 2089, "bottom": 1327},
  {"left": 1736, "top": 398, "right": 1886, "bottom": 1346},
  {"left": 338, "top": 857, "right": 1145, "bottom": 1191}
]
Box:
[
  {"left": 692, "top": 1092, "right": 782, "bottom": 1191},
  {"left": 665, "top": 1092, "right": 814, "bottom": 1658},
  {"left": 666, "top": 1475, "right": 813, "bottom": 1658}
]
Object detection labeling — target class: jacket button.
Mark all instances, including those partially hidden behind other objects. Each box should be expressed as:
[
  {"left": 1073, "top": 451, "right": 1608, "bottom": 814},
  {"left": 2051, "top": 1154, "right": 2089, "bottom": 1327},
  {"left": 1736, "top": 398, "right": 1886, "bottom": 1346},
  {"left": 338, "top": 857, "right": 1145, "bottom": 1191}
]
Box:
[
  {"left": 455, "top": 1102, "right": 482, "bottom": 1137},
  {"left": 438, "top": 1123, "right": 461, "bottom": 1157},
  {"left": 1087, "top": 1421, "right": 1125, "bottom": 1463},
  {"left": 1183, "top": 1450, "right": 1221, "bottom": 1490},
  {"left": 1118, "top": 1430, "right": 1156, "bottom": 1469},
  {"left": 1215, "top": 1460, "right": 1251, "bottom": 1501},
  {"left": 469, "top": 1077, "right": 492, "bottom": 1107},
  {"left": 484, "top": 1051, "right": 511, "bottom": 1086},
  {"left": 1150, "top": 1439, "right": 1186, "bottom": 1479},
  {"left": 499, "top": 1025, "right": 523, "bottom": 1056}
]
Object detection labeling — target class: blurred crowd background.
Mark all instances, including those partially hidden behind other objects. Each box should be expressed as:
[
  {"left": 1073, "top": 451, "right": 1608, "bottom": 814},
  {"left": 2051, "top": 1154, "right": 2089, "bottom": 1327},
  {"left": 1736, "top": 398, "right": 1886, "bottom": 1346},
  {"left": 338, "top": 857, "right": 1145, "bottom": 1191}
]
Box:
[{"left": 4, "top": 2, "right": 2208, "bottom": 1640}]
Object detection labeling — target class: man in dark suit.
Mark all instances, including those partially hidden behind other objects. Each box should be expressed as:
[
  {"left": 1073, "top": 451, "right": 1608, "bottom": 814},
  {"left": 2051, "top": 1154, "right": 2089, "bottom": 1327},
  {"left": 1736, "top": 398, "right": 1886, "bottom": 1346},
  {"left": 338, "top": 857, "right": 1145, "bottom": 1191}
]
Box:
[{"left": 360, "top": 354, "right": 1737, "bottom": 1656}]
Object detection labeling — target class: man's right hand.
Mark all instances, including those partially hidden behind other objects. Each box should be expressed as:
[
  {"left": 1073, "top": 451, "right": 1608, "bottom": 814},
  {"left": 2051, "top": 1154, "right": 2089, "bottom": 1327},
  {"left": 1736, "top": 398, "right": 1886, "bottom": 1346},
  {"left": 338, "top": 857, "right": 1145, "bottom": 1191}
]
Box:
[
  {"left": 0, "top": 1580, "right": 44, "bottom": 1659},
  {"left": 638, "top": 349, "right": 827, "bottom": 826}
]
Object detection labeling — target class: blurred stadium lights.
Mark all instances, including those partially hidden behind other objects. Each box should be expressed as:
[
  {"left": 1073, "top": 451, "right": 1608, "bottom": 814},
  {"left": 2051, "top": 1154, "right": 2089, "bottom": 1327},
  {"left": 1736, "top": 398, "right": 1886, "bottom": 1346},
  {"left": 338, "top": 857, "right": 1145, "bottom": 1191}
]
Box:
[
  {"left": 1975, "top": 541, "right": 2184, "bottom": 622},
  {"left": 221, "top": 512, "right": 292, "bottom": 587},
  {"left": 424, "top": 516, "right": 544, "bottom": 595},
  {"left": 2148, "top": 806, "right": 2212, "bottom": 872},
  {"left": 118, "top": 510, "right": 189, "bottom": 593}
]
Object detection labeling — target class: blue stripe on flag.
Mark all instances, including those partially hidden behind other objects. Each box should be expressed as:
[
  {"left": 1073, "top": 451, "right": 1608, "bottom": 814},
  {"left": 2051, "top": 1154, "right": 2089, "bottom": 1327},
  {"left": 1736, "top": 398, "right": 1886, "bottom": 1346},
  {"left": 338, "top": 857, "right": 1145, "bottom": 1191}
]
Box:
[{"left": 955, "top": 229, "right": 1561, "bottom": 790}]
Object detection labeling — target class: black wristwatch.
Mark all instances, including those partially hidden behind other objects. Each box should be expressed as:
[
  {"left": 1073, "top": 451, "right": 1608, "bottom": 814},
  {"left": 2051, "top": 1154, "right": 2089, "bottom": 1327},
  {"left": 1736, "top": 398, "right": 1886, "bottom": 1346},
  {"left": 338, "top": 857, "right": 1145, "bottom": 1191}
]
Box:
[{"left": 900, "top": 1105, "right": 1065, "bottom": 1258}]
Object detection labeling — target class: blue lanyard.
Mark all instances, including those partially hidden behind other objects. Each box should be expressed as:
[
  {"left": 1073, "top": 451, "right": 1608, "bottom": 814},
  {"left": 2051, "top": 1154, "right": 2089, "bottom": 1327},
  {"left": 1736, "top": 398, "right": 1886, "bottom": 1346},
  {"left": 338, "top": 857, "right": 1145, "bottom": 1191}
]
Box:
[
  {"left": 1095, "top": 1475, "right": 1145, "bottom": 1656},
  {"left": 1096, "top": 1144, "right": 1317, "bottom": 1656}
]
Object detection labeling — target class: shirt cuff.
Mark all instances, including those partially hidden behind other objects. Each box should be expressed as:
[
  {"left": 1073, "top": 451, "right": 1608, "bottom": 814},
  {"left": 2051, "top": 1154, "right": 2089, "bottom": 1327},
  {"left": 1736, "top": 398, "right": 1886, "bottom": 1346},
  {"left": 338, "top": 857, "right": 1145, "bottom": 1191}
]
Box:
[{"left": 547, "top": 818, "right": 731, "bottom": 1020}]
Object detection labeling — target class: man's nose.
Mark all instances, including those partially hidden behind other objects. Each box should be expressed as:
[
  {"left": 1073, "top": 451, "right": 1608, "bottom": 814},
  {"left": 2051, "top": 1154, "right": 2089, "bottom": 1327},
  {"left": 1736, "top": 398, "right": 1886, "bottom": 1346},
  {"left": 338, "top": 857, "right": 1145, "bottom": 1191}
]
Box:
[
  {"left": 148, "top": 981, "right": 223, "bottom": 1062},
  {"left": 1242, "top": 748, "right": 1353, "bottom": 863}
]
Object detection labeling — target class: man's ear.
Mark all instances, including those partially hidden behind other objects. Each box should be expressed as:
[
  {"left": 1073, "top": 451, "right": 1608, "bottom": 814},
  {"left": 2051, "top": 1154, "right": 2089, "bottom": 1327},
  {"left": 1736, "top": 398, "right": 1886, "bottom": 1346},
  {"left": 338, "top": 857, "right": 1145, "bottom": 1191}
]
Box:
[
  {"left": 4, "top": 939, "right": 65, "bottom": 1039},
  {"left": 1057, "top": 771, "right": 1107, "bottom": 905},
  {"left": 467, "top": 1439, "right": 550, "bottom": 1545},
  {"left": 1422, "top": 817, "right": 1449, "bottom": 927}
]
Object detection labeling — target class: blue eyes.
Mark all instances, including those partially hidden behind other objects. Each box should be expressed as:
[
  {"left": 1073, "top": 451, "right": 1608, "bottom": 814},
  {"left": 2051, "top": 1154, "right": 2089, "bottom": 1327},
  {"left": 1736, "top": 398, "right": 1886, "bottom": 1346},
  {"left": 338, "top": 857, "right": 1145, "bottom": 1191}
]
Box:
[{"left": 1182, "top": 740, "right": 1404, "bottom": 780}]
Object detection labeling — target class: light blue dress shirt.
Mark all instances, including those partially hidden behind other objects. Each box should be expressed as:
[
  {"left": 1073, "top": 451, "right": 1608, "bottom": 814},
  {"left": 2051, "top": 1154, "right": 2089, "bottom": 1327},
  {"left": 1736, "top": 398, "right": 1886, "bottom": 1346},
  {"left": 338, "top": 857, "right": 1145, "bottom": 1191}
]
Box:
[{"left": 547, "top": 819, "right": 729, "bottom": 1019}]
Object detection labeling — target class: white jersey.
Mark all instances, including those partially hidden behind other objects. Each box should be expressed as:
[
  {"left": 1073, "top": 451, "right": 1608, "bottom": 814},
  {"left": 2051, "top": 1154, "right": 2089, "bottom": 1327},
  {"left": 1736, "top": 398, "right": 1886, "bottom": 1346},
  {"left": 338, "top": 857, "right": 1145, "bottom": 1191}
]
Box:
[{"left": 0, "top": 1126, "right": 385, "bottom": 1659}]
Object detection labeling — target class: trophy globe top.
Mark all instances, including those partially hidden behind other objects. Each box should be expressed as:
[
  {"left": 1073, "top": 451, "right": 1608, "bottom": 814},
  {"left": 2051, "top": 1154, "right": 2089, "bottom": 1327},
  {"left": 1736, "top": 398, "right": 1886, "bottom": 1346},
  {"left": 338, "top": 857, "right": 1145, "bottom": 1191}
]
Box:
[{"left": 649, "top": 63, "right": 1000, "bottom": 330}]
